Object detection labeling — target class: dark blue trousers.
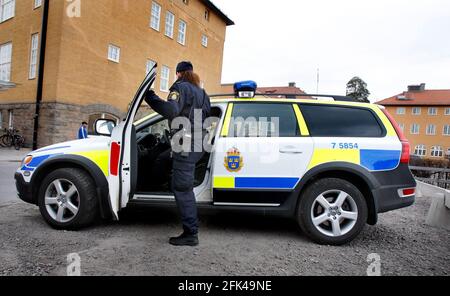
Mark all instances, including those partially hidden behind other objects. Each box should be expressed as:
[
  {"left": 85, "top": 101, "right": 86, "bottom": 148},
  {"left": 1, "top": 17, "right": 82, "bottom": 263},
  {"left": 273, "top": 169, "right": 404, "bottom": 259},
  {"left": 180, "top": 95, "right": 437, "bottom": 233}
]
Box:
[{"left": 171, "top": 152, "right": 203, "bottom": 235}]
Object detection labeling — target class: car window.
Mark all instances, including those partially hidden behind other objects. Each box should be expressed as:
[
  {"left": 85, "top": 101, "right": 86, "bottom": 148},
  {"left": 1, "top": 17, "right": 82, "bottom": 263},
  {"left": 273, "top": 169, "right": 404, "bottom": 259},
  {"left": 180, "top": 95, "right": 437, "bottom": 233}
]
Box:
[
  {"left": 228, "top": 103, "right": 300, "bottom": 137},
  {"left": 299, "top": 104, "right": 384, "bottom": 137}
]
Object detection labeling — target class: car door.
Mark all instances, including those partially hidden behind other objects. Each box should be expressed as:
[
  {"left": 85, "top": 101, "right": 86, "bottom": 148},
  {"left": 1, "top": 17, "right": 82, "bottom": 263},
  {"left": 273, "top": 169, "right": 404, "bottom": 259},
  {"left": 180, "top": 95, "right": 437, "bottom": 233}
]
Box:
[
  {"left": 108, "top": 65, "right": 157, "bottom": 218},
  {"left": 211, "top": 102, "right": 314, "bottom": 206}
]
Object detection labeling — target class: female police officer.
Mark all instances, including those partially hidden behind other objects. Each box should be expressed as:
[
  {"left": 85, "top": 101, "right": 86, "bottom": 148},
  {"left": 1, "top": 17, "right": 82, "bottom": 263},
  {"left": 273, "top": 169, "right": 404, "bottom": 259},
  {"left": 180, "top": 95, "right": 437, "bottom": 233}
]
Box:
[{"left": 144, "top": 61, "right": 211, "bottom": 246}]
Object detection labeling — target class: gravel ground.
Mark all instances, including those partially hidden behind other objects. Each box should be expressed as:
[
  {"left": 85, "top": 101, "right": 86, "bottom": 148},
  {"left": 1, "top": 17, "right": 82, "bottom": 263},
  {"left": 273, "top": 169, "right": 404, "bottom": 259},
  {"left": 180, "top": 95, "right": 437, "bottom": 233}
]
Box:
[{"left": 0, "top": 194, "right": 448, "bottom": 276}]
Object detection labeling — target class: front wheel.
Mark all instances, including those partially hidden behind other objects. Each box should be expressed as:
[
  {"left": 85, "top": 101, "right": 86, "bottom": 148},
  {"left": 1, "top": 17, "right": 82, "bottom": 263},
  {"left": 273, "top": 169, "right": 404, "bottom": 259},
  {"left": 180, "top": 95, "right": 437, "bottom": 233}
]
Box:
[
  {"left": 297, "top": 178, "right": 368, "bottom": 245},
  {"left": 38, "top": 168, "right": 99, "bottom": 230}
]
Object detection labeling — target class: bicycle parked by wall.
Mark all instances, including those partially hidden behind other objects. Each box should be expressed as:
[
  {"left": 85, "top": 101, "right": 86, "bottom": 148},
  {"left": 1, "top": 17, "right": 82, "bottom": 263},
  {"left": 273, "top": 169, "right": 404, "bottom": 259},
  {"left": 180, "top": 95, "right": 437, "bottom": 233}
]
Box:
[{"left": 0, "top": 128, "right": 25, "bottom": 150}]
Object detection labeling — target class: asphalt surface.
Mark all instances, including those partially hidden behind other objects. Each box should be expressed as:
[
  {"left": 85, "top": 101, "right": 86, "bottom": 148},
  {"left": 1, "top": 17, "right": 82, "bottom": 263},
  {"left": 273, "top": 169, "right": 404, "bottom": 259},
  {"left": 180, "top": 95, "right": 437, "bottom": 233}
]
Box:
[
  {"left": 0, "top": 160, "right": 22, "bottom": 205},
  {"left": 0, "top": 169, "right": 448, "bottom": 276}
]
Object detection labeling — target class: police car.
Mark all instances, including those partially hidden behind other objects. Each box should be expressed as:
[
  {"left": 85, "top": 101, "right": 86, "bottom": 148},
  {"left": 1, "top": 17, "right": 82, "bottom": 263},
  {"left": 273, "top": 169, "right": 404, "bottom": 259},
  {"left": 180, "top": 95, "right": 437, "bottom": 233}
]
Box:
[{"left": 15, "top": 66, "right": 416, "bottom": 245}]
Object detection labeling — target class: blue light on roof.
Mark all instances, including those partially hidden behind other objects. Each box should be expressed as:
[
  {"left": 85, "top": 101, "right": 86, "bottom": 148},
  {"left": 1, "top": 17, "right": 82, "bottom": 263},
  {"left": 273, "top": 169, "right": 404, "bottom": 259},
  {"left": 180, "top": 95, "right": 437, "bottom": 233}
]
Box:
[{"left": 234, "top": 81, "right": 257, "bottom": 93}]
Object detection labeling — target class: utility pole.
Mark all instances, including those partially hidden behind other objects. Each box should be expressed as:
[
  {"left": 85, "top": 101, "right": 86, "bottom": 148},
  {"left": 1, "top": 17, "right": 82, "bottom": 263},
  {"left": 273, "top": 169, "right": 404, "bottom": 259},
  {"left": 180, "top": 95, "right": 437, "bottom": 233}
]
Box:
[{"left": 32, "top": 0, "right": 50, "bottom": 150}]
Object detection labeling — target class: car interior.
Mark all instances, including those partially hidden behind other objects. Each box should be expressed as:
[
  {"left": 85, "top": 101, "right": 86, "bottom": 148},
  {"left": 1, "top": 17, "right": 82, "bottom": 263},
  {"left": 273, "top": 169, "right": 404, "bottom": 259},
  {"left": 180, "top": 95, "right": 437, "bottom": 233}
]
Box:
[{"left": 134, "top": 107, "right": 222, "bottom": 194}]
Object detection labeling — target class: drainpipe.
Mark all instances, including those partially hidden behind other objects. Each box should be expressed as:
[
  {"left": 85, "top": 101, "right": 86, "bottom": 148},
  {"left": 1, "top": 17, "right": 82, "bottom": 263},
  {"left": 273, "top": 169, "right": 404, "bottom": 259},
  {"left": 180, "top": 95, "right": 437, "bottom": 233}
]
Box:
[{"left": 32, "top": 0, "right": 50, "bottom": 150}]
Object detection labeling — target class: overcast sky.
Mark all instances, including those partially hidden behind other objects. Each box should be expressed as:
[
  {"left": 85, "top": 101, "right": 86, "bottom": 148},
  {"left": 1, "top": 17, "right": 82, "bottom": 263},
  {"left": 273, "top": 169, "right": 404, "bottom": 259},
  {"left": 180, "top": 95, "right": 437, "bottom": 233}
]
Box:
[{"left": 213, "top": 0, "right": 450, "bottom": 102}]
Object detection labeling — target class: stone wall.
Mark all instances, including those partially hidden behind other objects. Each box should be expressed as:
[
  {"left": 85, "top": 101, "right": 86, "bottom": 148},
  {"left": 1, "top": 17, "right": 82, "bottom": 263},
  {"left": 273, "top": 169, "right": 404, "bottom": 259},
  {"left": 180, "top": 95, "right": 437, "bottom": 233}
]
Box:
[{"left": 0, "top": 102, "right": 125, "bottom": 148}]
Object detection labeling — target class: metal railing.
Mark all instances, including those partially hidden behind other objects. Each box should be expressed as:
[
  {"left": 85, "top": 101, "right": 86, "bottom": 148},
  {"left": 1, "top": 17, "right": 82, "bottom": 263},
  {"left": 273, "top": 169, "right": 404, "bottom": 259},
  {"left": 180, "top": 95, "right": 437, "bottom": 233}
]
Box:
[{"left": 410, "top": 166, "right": 450, "bottom": 189}]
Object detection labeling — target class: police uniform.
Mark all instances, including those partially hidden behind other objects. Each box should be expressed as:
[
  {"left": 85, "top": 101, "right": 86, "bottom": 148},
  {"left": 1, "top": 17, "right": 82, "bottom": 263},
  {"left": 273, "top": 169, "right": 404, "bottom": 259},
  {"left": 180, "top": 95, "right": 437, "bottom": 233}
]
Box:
[{"left": 144, "top": 66, "right": 211, "bottom": 243}]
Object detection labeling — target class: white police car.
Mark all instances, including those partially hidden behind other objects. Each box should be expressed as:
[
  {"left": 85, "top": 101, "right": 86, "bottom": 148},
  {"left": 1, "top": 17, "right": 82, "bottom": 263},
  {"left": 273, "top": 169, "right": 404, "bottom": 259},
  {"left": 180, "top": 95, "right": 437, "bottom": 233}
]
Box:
[{"left": 15, "top": 66, "right": 416, "bottom": 245}]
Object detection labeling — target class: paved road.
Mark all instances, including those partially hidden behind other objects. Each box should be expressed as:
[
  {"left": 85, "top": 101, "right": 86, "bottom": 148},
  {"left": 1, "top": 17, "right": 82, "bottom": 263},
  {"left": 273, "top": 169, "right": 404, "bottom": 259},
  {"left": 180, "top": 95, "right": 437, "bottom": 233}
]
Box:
[
  {"left": 0, "top": 192, "right": 448, "bottom": 276},
  {"left": 0, "top": 161, "right": 22, "bottom": 205}
]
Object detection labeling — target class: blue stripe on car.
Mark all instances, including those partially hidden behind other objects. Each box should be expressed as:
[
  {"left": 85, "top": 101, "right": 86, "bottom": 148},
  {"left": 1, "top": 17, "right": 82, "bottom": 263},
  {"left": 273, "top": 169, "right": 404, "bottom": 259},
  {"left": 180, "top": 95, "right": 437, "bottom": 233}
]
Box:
[
  {"left": 360, "top": 149, "right": 401, "bottom": 171},
  {"left": 235, "top": 177, "right": 299, "bottom": 189}
]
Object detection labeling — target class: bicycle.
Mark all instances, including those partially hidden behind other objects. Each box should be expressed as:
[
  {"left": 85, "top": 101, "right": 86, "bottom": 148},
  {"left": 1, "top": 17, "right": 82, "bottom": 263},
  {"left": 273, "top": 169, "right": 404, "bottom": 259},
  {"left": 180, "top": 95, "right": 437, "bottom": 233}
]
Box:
[{"left": 0, "top": 128, "right": 25, "bottom": 150}]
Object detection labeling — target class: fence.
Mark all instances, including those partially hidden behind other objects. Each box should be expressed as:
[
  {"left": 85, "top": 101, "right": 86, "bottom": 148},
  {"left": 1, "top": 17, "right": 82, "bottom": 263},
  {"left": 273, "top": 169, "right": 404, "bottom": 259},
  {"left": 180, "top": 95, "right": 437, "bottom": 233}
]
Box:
[{"left": 410, "top": 166, "right": 450, "bottom": 190}]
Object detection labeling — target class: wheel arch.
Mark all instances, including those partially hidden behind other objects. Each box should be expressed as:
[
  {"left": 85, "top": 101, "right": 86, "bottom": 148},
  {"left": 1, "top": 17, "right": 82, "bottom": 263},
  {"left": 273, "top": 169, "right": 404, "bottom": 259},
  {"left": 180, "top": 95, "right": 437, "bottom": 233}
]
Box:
[
  {"left": 295, "top": 162, "right": 380, "bottom": 225},
  {"left": 31, "top": 155, "right": 114, "bottom": 220}
]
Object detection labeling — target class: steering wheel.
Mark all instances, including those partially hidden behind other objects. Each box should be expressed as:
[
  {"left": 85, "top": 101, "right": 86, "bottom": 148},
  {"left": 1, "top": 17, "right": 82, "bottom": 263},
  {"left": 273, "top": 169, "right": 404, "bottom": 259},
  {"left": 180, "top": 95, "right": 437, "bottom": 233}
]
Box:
[{"left": 160, "top": 129, "right": 171, "bottom": 146}]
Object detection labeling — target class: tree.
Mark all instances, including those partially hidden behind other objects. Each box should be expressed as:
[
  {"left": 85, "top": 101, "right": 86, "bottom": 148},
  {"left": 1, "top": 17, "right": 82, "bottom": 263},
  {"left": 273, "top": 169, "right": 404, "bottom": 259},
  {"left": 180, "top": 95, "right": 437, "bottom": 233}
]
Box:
[{"left": 346, "top": 76, "right": 370, "bottom": 103}]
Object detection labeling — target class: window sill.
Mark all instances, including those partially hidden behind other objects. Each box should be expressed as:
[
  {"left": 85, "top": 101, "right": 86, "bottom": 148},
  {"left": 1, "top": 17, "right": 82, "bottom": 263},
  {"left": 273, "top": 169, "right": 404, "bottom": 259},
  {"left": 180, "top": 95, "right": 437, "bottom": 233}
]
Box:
[
  {"left": 0, "top": 16, "right": 14, "bottom": 24},
  {"left": 107, "top": 59, "right": 120, "bottom": 64}
]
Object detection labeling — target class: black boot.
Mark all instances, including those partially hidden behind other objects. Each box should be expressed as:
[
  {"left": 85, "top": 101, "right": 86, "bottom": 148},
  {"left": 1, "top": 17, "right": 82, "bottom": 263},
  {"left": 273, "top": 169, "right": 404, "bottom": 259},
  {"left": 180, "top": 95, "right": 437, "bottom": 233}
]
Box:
[{"left": 169, "top": 232, "right": 199, "bottom": 246}]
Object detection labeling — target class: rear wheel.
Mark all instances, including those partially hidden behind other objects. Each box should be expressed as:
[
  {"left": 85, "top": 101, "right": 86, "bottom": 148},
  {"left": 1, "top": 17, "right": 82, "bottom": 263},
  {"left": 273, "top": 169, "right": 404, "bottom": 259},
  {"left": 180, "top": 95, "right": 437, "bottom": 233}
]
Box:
[
  {"left": 297, "top": 178, "right": 368, "bottom": 245},
  {"left": 1, "top": 134, "right": 12, "bottom": 147},
  {"left": 38, "top": 168, "right": 99, "bottom": 230}
]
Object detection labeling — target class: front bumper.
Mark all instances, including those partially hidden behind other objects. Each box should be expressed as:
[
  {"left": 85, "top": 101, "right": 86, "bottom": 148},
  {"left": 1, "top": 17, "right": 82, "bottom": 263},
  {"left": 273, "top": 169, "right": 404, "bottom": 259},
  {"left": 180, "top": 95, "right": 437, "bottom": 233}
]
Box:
[{"left": 15, "top": 172, "right": 35, "bottom": 205}]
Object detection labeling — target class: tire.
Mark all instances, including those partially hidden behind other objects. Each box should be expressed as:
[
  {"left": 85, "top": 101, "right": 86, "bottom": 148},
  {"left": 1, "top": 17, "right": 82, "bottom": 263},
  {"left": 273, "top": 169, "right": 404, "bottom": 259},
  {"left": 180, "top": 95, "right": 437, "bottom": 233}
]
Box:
[
  {"left": 1, "top": 134, "right": 12, "bottom": 147},
  {"left": 297, "top": 178, "right": 368, "bottom": 245},
  {"left": 38, "top": 168, "right": 99, "bottom": 230},
  {"left": 14, "top": 136, "right": 24, "bottom": 150}
]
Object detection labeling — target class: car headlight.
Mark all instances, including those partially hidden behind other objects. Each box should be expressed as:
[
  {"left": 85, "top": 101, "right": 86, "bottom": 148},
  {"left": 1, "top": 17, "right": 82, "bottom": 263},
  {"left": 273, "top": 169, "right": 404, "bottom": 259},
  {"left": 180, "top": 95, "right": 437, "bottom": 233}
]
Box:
[{"left": 21, "top": 155, "right": 33, "bottom": 167}]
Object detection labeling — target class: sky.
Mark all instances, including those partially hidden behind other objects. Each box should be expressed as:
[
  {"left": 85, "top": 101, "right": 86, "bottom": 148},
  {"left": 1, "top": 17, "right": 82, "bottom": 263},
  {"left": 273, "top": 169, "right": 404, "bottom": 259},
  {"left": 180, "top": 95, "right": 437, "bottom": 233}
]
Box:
[{"left": 213, "top": 0, "right": 450, "bottom": 102}]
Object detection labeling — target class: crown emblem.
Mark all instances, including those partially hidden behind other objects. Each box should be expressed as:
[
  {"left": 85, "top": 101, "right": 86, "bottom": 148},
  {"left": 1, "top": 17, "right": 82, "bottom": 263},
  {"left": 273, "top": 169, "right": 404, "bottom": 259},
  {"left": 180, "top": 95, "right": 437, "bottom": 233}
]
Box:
[{"left": 224, "top": 147, "right": 244, "bottom": 172}]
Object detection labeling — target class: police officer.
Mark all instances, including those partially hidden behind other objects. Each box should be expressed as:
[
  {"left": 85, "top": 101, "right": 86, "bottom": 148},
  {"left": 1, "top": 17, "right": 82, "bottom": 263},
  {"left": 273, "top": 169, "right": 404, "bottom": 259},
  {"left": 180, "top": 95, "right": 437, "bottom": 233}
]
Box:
[{"left": 144, "top": 61, "right": 211, "bottom": 246}]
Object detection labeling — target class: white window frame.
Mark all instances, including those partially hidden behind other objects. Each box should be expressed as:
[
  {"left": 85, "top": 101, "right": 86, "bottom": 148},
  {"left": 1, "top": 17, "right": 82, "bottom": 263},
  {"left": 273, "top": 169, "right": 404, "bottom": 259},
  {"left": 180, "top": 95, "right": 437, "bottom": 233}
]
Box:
[
  {"left": 410, "top": 124, "right": 420, "bottom": 135},
  {"left": 8, "top": 109, "right": 13, "bottom": 129},
  {"left": 34, "top": 0, "right": 42, "bottom": 9},
  {"left": 445, "top": 108, "right": 450, "bottom": 115},
  {"left": 150, "top": 2, "right": 161, "bottom": 31},
  {"left": 398, "top": 123, "right": 405, "bottom": 132},
  {"left": 29, "top": 33, "right": 39, "bottom": 79},
  {"left": 165, "top": 11, "right": 175, "bottom": 38},
  {"left": 431, "top": 146, "right": 443, "bottom": 158},
  {"left": 201, "top": 34, "right": 208, "bottom": 47},
  {"left": 426, "top": 124, "right": 436, "bottom": 136},
  {"left": 177, "top": 20, "right": 187, "bottom": 45},
  {"left": 396, "top": 107, "right": 405, "bottom": 115},
  {"left": 412, "top": 107, "right": 421, "bottom": 115},
  {"left": 0, "top": 42, "right": 12, "bottom": 82},
  {"left": 107, "top": 44, "right": 120, "bottom": 63},
  {"left": 160, "top": 65, "right": 170, "bottom": 92},
  {"left": 414, "top": 145, "right": 426, "bottom": 157},
  {"left": 0, "top": 0, "right": 15, "bottom": 23},
  {"left": 428, "top": 107, "right": 437, "bottom": 115},
  {"left": 443, "top": 125, "right": 450, "bottom": 136},
  {"left": 146, "top": 60, "right": 156, "bottom": 89}
]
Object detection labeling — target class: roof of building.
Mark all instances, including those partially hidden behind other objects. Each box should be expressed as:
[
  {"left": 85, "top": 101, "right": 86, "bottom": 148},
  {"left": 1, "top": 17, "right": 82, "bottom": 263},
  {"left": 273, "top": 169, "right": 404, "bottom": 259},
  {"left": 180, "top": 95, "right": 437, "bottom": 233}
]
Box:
[
  {"left": 201, "top": 0, "right": 234, "bottom": 26},
  {"left": 377, "top": 89, "right": 450, "bottom": 106}
]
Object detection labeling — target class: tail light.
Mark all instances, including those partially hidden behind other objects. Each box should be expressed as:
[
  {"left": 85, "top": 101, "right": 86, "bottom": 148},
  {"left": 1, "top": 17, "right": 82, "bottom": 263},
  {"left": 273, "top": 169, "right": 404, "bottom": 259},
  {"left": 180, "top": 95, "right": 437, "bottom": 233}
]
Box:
[
  {"left": 381, "top": 108, "right": 410, "bottom": 164},
  {"left": 398, "top": 188, "right": 415, "bottom": 198}
]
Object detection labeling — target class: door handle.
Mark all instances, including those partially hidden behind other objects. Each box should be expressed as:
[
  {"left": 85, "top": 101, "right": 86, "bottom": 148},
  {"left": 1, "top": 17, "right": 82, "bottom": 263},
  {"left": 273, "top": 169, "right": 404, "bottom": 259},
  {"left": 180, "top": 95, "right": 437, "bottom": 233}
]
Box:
[{"left": 279, "top": 146, "right": 303, "bottom": 154}]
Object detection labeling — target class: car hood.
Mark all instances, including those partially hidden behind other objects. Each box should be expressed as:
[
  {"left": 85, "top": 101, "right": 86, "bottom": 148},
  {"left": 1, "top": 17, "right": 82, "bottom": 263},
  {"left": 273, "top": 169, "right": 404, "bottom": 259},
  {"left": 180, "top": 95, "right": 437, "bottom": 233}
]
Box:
[{"left": 30, "top": 136, "right": 111, "bottom": 157}]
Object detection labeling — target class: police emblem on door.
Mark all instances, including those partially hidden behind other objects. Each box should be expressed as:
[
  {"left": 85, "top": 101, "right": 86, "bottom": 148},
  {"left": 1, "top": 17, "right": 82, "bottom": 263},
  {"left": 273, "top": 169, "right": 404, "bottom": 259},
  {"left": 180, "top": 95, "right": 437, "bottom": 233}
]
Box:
[{"left": 224, "top": 147, "right": 243, "bottom": 172}]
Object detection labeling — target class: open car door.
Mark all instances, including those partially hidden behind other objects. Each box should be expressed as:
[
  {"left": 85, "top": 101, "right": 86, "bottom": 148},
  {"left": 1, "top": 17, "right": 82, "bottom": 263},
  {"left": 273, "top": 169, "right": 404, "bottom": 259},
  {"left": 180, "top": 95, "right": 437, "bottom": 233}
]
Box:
[{"left": 108, "top": 64, "right": 157, "bottom": 219}]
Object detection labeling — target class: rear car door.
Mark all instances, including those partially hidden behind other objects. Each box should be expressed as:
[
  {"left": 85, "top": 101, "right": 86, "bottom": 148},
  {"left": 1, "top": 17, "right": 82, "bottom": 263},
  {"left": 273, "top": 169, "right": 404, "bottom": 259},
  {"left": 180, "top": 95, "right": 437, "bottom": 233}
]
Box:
[
  {"left": 211, "top": 102, "right": 314, "bottom": 206},
  {"left": 108, "top": 65, "right": 157, "bottom": 218}
]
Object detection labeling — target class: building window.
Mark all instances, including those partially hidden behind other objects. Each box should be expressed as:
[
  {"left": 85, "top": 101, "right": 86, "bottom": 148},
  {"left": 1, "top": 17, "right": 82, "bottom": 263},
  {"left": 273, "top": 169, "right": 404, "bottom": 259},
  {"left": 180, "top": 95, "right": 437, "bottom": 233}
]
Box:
[
  {"left": 146, "top": 60, "right": 156, "bottom": 89},
  {"left": 165, "top": 11, "right": 175, "bottom": 38},
  {"left": 204, "top": 10, "right": 210, "bottom": 21},
  {"left": 201, "top": 34, "right": 208, "bottom": 47},
  {"left": 8, "top": 109, "right": 13, "bottom": 129},
  {"left": 428, "top": 107, "right": 437, "bottom": 115},
  {"left": 414, "top": 145, "right": 426, "bottom": 157},
  {"left": 431, "top": 146, "right": 443, "bottom": 158},
  {"left": 0, "top": 42, "right": 12, "bottom": 82},
  {"left": 444, "top": 125, "right": 450, "bottom": 136},
  {"left": 396, "top": 107, "right": 405, "bottom": 115},
  {"left": 107, "top": 44, "right": 120, "bottom": 63},
  {"left": 398, "top": 123, "right": 405, "bottom": 132},
  {"left": 410, "top": 124, "right": 420, "bottom": 135},
  {"left": 445, "top": 108, "right": 450, "bottom": 115},
  {"left": 160, "top": 65, "right": 170, "bottom": 92},
  {"left": 29, "top": 33, "right": 39, "bottom": 79},
  {"left": 412, "top": 107, "right": 421, "bottom": 115},
  {"left": 0, "top": 111, "right": 2, "bottom": 128},
  {"left": 34, "top": 0, "right": 42, "bottom": 8},
  {"left": 177, "top": 20, "right": 187, "bottom": 45},
  {"left": 182, "top": 0, "right": 189, "bottom": 4},
  {"left": 150, "top": 2, "right": 161, "bottom": 31},
  {"left": 0, "top": 0, "right": 15, "bottom": 22},
  {"left": 426, "top": 124, "right": 436, "bottom": 135}
]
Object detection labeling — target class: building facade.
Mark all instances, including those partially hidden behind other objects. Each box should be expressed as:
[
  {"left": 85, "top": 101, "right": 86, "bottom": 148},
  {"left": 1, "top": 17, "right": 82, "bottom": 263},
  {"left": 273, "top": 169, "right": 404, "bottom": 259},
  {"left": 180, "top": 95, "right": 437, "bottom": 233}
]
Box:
[
  {"left": 377, "top": 84, "right": 450, "bottom": 159},
  {"left": 0, "top": 0, "right": 233, "bottom": 147}
]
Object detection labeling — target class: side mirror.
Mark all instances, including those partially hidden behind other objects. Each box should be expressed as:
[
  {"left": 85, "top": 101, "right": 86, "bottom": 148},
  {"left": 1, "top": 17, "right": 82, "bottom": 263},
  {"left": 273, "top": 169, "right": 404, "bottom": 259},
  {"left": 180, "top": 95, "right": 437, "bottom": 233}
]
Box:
[{"left": 95, "top": 119, "right": 116, "bottom": 136}]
